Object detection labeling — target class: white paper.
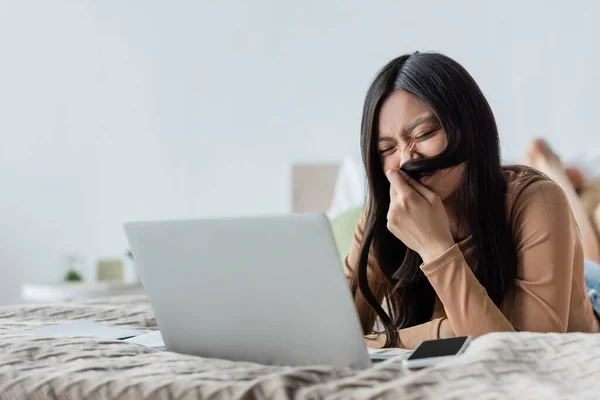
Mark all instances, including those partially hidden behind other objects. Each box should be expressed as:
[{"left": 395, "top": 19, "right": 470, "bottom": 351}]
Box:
[
  {"left": 124, "top": 330, "right": 165, "bottom": 350},
  {"left": 123, "top": 331, "right": 406, "bottom": 356},
  {"left": 27, "top": 320, "right": 144, "bottom": 340}
]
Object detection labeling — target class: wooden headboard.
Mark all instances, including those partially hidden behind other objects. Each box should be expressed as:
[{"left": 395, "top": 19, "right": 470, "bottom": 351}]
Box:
[{"left": 291, "top": 164, "right": 340, "bottom": 212}]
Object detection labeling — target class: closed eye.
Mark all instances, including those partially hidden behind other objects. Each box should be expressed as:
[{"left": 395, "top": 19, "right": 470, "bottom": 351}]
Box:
[
  {"left": 414, "top": 129, "right": 439, "bottom": 141},
  {"left": 379, "top": 147, "right": 395, "bottom": 155}
]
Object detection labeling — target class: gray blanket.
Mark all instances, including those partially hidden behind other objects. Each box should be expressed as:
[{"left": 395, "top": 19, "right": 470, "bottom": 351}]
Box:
[{"left": 0, "top": 295, "right": 599, "bottom": 399}]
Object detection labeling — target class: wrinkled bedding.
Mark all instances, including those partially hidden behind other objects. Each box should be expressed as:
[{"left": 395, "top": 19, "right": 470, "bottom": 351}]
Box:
[{"left": 0, "top": 295, "right": 599, "bottom": 399}]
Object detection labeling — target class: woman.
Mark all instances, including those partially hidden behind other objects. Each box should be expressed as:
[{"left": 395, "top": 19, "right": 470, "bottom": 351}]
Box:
[{"left": 344, "top": 52, "right": 600, "bottom": 349}]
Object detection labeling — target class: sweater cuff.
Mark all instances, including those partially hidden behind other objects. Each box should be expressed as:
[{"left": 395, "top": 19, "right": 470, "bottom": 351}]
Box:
[{"left": 420, "top": 243, "right": 463, "bottom": 275}]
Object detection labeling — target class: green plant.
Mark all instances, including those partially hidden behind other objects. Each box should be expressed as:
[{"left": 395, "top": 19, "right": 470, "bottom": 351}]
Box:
[
  {"left": 64, "top": 269, "right": 82, "bottom": 282},
  {"left": 126, "top": 250, "right": 133, "bottom": 260}
]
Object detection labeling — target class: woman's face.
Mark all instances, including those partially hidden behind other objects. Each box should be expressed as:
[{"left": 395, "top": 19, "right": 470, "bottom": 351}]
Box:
[{"left": 377, "top": 90, "right": 465, "bottom": 201}]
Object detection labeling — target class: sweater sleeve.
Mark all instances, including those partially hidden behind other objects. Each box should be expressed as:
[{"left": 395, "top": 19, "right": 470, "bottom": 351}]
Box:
[{"left": 420, "top": 179, "right": 578, "bottom": 337}]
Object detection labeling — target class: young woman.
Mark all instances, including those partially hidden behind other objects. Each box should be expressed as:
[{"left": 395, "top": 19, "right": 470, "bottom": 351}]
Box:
[{"left": 344, "top": 52, "right": 600, "bottom": 349}]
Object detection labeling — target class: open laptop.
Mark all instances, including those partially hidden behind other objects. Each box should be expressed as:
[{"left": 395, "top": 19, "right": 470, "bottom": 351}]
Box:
[{"left": 124, "top": 214, "right": 378, "bottom": 369}]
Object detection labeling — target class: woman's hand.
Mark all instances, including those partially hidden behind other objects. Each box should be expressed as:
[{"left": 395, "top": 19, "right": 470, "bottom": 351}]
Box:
[{"left": 386, "top": 169, "right": 455, "bottom": 263}]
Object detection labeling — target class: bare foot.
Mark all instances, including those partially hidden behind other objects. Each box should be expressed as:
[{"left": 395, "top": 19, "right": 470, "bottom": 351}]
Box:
[
  {"left": 522, "top": 139, "right": 571, "bottom": 189},
  {"left": 523, "top": 138, "right": 562, "bottom": 171},
  {"left": 523, "top": 138, "right": 586, "bottom": 190}
]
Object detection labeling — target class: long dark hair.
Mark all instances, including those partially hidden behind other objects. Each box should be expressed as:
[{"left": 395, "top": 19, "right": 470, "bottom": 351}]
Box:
[{"left": 353, "top": 52, "right": 518, "bottom": 347}]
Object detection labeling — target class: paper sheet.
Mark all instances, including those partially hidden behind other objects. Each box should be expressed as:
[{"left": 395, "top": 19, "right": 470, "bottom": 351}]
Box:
[
  {"left": 27, "top": 320, "right": 144, "bottom": 340},
  {"left": 123, "top": 331, "right": 408, "bottom": 356},
  {"left": 28, "top": 321, "right": 408, "bottom": 358},
  {"left": 124, "top": 330, "right": 165, "bottom": 350}
]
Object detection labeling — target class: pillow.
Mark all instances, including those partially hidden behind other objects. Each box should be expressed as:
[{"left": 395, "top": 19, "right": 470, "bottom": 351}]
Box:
[
  {"left": 327, "top": 157, "right": 366, "bottom": 218},
  {"left": 329, "top": 206, "right": 363, "bottom": 262}
]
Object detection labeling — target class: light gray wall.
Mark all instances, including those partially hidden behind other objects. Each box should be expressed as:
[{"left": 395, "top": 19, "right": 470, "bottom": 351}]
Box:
[{"left": 0, "top": 0, "right": 599, "bottom": 304}]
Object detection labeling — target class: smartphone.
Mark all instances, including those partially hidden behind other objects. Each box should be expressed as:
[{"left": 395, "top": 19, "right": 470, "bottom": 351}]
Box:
[{"left": 402, "top": 336, "right": 471, "bottom": 369}]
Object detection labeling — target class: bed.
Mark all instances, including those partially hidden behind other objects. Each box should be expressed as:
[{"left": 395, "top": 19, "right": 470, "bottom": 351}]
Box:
[
  {"left": 2, "top": 164, "right": 599, "bottom": 399},
  {"left": 1, "top": 295, "right": 600, "bottom": 399}
]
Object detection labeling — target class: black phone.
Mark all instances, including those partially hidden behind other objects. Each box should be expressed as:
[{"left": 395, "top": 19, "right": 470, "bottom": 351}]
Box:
[{"left": 403, "top": 336, "right": 471, "bottom": 369}]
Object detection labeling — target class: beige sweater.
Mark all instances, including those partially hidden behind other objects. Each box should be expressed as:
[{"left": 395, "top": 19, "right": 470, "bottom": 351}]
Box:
[{"left": 344, "top": 166, "right": 600, "bottom": 349}]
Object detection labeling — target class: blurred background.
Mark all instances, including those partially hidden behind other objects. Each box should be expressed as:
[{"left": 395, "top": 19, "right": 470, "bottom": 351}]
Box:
[{"left": 0, "top": 0, "right": 599, "bottom": 305}]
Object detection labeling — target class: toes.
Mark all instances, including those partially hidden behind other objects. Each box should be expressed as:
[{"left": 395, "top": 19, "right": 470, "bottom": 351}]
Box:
[{"left": 527, "top": 138, "right": 561, "bottom": 165}]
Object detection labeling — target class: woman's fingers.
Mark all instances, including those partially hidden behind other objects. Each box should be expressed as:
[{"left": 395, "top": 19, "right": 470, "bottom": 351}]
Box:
[
  {"left": 386, "top": 169, "right": 416, "bottom": 200},
  {"left": 399, "top": 170, "right": 438, "bottom": 205}
]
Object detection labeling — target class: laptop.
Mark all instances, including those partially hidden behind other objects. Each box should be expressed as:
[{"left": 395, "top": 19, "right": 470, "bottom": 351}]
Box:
[{"left": 124, "top": 213, "right": 377, "bottom": 369}]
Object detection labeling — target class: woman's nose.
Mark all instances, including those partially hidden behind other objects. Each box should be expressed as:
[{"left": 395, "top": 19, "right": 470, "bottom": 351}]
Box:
[{"left": 397, "top": 147, "right": 418, "bottom": 168}]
